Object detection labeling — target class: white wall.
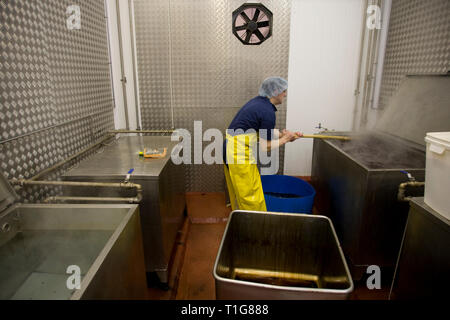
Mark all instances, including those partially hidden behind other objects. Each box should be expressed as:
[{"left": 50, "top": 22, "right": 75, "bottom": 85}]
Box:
[
  {"left": 105, "top": 0, "right": 139, "bottom": 130},
  {"left": 106, "top": 0, "right": 126, "bottom": 129},
  {"left": 284, "top": 0, "right": 365, "bottom": 176},
  {"left": 117, "top": 0, "right": 139, "bottom": 129}
]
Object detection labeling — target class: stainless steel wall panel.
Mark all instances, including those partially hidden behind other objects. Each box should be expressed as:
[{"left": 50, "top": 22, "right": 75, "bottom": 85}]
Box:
[
  {"left": 42, "top": 0, "right": 113, "bottom": 124},
  {"left": 174, "top": 107, "right": 239, "bottom": 192},
  {"left": 134, "top": 0, "right": 291, "bottom": 191},
  {"left": 0, "top": 129, "right": 62, "bottom": 202},
  {"left": 90, "top": 111, "right": 115, "bottom": 141},
  {"left": 173, "top": 107, "right": 239, "bottom": 133},
  {"left": 56, "top": 118, "right": 95, "bottom": 158},
  {"left": 133, "top": 0, "right": 172, "bottom": 128},
  {"left": 379, "top": 0, "right": 450, "bottom": 109},
  {"left": 186, "top": 164, "right": 226, "bottom": 193},
  {"left": 141, "top": 107, "right": 173, "bottom": 130},
  {"left": 1, "top": 0, "right": 115, "bottom": 202},
  {"left": 0, "top": 0, "right": 55, "bottom": 141},
  {"left": 0, "top": 130, "right": 61, "bottom": 180}
]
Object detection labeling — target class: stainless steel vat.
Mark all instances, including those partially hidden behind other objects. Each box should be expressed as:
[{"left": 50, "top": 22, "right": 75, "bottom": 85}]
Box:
[
  {"left": 213, "top": 210, "right": 353, "bottom": 300},
  {"left": 62, "top": 136, "right": 186, "bottom": 285},
  {"left": 0, "top": 203, "right": 147, "bottom": 300},
  {"left": 311, "top": 133, "right": 425, "bottom": 279},
  {"left": 390, "top": 197, "right": 450, "bottom": 299},
  {"left": 311, "top": 75, "right": 450, "bottom": 279}
]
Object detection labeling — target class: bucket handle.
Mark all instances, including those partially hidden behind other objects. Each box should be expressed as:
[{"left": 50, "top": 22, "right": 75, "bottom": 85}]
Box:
[{"left": 430, "top": 144, "right": 445, "bottom": 155}]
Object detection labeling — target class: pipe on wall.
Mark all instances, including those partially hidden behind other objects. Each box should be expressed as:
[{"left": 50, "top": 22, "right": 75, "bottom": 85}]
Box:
[
  {"left": 167, "top": 0, "right": 175, "bottom": 129},
  {"left": 371, "top": 0, "right": 392, "bottom": 111},
  {"left": 129, "top": 0, "right": 142, "bottom": 130},
  {"left": 353, "top": 0, "right": 390, "bottom": 130},
  {"left": 0, "top": 110, "right": 113, "bottom": 145},
  {"left": 352, "top": 0, "right": 369, "bottom": 131},
  {"left": 397, "top": 181, "right": 425, "bottom": 202},
  {"left": 29, "top": 134, "right": 116, "bottom": 181},
  {"left": 360, "top": 0, "right": 382, "bottom": 128},
  {"left": 10, "top": 179, "right": 143, "bottom": 203},
  {"left": 110, "top": 129, "right": 174, "bottom": 134}
]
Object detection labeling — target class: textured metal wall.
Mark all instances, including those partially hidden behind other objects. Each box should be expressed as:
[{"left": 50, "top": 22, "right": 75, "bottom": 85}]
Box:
[
  {"left": 379, "top": 0, "right": 450, "bottom": 109},
  {"left": 0, "top": 0, "right": 114, "bottom": 202},
  {"left": 134, "top": 0, "right": 291, "bottom": 192}
]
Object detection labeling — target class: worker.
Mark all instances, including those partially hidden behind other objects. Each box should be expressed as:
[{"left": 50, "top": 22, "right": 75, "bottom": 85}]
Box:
[{"left": 223, "top": 77, "right": 303, "bottom": 211}]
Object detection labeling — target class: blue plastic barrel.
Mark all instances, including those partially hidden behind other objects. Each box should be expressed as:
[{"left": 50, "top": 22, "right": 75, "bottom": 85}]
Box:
[{"left": 261, "top": 175, "right": 316, "bottom": 214}]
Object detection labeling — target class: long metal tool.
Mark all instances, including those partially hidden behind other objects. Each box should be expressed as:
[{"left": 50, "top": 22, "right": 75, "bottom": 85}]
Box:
[{"left": 296, "top": 134, "right": 351, "bottom": 141}]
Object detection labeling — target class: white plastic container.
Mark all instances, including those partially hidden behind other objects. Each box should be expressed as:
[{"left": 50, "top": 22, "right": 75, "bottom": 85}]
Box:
[{"left": 424, "top": 132, "right": 450, "bottom": 220}]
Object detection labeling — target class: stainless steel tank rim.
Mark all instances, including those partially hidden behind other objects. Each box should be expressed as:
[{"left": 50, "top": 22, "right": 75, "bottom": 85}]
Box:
[
  {"left": 70, "top": 202, "right": 140, "bottom": 300},
  {"left": 30, "top": 130, "right": 173, "bottom": 181},
  {"left": 322, "top": 137, "right": 425, "bottom": 172},
  {"left": 43, "top": 196, "right": 141, "bottom": 204},
  {"left": 213, "top": 276, "right": 354, "bottom": 295},
  {"left": 213, "top": 210, "right": 354, "bottom": 294}
]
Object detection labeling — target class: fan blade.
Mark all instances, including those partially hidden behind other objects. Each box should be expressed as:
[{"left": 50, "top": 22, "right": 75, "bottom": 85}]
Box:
[
  {"left": 257, "top": 12, "right": 267, "bottom": 23},
  {"left": 240, "top": 11, "right": 251, "bottom": 23},
  {"left": 235, "top": 25, "right": 247, "bottom": 31},
  {"left": 252, "top": 9, "right": 260, "bottom": 21},
  {"left": 254, "top": 29, "right": 265, "bottom": 42},
  {"left": 245, "top": 30, "right": 252, "bottom": 43},
  {"left": 257, "top": 21, "right": 270, "bottom": 28}
]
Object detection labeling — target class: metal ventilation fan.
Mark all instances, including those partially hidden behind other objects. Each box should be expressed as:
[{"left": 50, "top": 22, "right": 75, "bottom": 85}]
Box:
[{"left": 232, "top": 3, "right": 273, "bottom": 45}]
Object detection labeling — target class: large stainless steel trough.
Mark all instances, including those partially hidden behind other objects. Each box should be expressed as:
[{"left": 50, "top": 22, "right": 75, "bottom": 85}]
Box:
[
  {"left": 213, "top": 210, "right": 353, "bottom": 300},
  {"left": 0, "top": 203, "right": 147, "bottom": 300}
]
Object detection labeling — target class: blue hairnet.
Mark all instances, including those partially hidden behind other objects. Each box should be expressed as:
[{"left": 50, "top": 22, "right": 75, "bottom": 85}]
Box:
[{"left": 258, "top": 77, "right": 288, "bottom": 98}]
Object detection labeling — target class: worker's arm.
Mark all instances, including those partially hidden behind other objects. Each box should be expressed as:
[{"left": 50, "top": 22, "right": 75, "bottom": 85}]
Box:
[{"left": 260, "top": 130, "right": 302, "bottom": 152}]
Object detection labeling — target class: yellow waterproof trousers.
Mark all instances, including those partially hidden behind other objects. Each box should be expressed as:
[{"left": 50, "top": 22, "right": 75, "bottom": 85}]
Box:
[{"left": 224, "top": 133, "right": 267, "bottom": 212}]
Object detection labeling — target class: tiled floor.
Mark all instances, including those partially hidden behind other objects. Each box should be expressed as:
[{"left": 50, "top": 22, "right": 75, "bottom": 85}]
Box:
[{"left": 147, "top": 191, "right": 389, "bottom": 300}]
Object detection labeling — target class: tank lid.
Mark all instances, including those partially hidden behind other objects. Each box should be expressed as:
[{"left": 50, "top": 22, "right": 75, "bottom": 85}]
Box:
[
  {"left": 0, "top": 172, "right": 19, "bottom": 213},
  {"left": 375, "top": 75, "right": 450, "bottom": 148}
]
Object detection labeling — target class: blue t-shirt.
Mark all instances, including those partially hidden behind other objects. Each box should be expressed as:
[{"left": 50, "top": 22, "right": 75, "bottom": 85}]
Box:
[
  {"left": 223, "top": 96, "right": 277, "bottom": 163},
  {"left": 227, "top": 96, "right": 277, "bottom": 140}
]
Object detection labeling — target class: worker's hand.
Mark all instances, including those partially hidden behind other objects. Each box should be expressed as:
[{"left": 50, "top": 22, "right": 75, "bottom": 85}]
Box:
[
  {"left": 282, "top": 130, "right": 298, "bottom": 142},
  {"left": 294, "top": 132, "right": 303, "bottom": 138}
]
